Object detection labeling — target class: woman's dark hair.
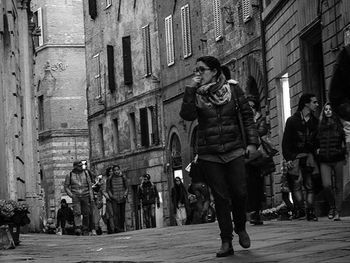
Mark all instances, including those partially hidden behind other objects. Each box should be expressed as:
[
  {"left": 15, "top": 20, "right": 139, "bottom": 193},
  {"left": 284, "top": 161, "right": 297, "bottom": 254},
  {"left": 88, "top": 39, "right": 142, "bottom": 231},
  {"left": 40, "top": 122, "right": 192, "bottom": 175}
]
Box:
[
  {"left": 105, "top": 166, "right": 113, "bottom": 176},
  {"left": 297, "top": 93, "right": 316, "bottom": 111},
  {"left": 197, "top": 56, "right": 221, "bottom": 79},
  {"left": 221, "top": 65, "right": 231, "bottom": 80}
]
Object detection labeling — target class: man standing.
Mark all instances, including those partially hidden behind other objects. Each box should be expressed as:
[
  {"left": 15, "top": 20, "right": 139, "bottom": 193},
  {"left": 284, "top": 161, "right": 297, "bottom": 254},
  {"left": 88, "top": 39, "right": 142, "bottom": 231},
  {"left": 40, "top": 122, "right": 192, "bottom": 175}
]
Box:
[
  {"left": 137, "top": 174, "right": 160, "bottom": 228},
  {"left": 282, "top": 93, "right": 319, "bottom": 221},
  {"left": 106, "top": 165, "right": 128, "bottom": 233},
  {"left": 64, "top": 160, "right": 95, "bottom": 235}
]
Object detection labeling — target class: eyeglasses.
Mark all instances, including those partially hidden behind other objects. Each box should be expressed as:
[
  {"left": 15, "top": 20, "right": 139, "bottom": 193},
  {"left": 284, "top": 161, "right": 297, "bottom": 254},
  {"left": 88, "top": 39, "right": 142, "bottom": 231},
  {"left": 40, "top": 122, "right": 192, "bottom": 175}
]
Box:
[{"left": 193, "top": 66, "right": 211, "bottom": 74}]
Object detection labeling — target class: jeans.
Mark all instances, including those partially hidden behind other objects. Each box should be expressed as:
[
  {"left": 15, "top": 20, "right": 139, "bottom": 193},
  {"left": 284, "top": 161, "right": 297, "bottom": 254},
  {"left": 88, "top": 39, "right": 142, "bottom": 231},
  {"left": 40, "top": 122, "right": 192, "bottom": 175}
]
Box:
[
  {"left": 199, "top": 156, "right": 247, "bottom": 242},
  {"left": 320, "top": 161, "right": 344, "bottom": 212},
  {"left": 142, "top": 204, "right": 156, "bottom": 228},
  {"left": 111, "top": 200, "right": 126, "bottom": 232},
  {"left": 72, "top": 196, "right": 91, "bottom": 232},
  {"left": 290, "top": 157, "right": 314, "bottom": 210}
]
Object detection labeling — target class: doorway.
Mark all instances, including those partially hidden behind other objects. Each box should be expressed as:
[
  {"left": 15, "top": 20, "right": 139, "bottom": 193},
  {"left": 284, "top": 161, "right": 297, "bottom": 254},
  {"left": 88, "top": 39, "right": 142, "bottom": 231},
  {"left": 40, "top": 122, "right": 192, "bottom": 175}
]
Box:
[{"left": 300, "top": 22, "right": 326, "bottom": 114}]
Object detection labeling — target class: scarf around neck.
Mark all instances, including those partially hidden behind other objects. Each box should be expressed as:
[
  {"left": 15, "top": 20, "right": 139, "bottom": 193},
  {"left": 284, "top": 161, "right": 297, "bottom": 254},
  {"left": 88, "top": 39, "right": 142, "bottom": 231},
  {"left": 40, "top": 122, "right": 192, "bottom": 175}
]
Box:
[{"left": 196, "top": 74, "right": 231, "bottom": 108}]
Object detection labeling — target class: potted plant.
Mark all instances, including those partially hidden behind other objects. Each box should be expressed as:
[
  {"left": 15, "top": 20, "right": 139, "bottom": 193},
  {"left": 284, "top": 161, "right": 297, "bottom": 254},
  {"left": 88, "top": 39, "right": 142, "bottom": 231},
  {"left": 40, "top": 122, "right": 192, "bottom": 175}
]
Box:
[{"left": 0, "top": 200, "right": 30, "bottom": 247}]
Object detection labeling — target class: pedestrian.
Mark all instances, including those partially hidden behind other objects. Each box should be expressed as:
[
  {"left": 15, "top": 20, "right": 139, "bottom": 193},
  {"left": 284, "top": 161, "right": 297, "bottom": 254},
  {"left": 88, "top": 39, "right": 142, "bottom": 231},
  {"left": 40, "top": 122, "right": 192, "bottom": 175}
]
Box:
[
  {"left": 56, "top": 199, "right": 74, "bottom": 235},
  {"left": 180, "top": 55, "right": 259, "bottom": 257},
  {"left": 187, "top": 154, "right": 211, "bottom": 224},
  {"left": 246, "top": 95, "right": 268, "bottom": 225},
  {"left": 106, "top": 165, "right": 129, "bottom": 233},
  {"left": 316, "top": 102, "right": 346, "bottom": 221},
  {"left": 91, "top": 174, "right": 103, "bottom": 235},
  {"left": 171, "top": 177, "right": 189, "bottom": 225},
  {"left": 137, "top": 174, "right": 160, "bottom": 228},
  {"left": 64, "top": 160, "right": 95, "bottom": 235},
  {"left": 280, "top": 161, "right": 295, "bottom": 220},
  {"left": 101, "top": 167, "right": 115, "bottom": 234},
  {"left": 282, "top": 93, "right": 319, "bottom": 221}
]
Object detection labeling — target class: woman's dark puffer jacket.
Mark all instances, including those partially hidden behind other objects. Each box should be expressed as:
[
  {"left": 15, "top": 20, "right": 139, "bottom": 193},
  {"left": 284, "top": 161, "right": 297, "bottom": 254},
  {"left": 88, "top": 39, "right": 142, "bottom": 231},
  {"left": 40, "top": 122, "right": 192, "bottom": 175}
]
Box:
[
  {"left": 180, "top": 83, "right": 259, "bottom": 155},
  {"left": 317, "top": 120, "right": 346, "bottom": 163}
]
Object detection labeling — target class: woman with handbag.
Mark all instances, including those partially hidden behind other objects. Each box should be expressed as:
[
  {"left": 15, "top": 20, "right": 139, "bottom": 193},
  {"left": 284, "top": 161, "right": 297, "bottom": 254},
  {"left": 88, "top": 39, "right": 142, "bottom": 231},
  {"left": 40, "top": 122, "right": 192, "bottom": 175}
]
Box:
[
  {"left": 180, "top": 56, "right": 259, "bottom": 257},
  {"left": 316, "top": 102, "right": 347, "bottom": 221}
]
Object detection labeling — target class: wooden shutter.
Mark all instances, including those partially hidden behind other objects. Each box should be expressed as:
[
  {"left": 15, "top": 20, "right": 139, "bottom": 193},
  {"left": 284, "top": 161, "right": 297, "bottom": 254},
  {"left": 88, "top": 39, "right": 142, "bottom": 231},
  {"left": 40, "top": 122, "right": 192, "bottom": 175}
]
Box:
[
  {"left": 165, "top": 15, "right": 175, "bottom": 66},
  {"left": 213, "top": 0, "right": 223, "bottom": 41},
  {"left": 140, "top": 108, "right": 150, "bottom": 147},
  {"left": 122, "top": 36, "right": 133, "bottom": 85},
  {"left": 107, "top": 45, "right": 115, "bottom": 91},
  {"left": 142, "top": 24, "right": 152, "bottom": 76},
  {"left": 93, "top": 53, "right": 101, "bottom": 97},
  {"left": 242, "top": 0, "right": 252, "bottom": 23},
  {"left": 89, "top": 0, "right": 97, "bottom": 19},
  {"left": 181, "top": 4, "right": 192, "bottom": 58}
]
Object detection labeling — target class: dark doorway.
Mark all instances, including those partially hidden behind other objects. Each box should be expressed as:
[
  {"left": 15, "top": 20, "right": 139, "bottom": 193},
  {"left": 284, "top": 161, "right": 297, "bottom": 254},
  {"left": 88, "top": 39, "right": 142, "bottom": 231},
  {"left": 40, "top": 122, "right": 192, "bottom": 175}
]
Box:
[{"left": 300, "top": 22, "right": 326, "bottom": 115}]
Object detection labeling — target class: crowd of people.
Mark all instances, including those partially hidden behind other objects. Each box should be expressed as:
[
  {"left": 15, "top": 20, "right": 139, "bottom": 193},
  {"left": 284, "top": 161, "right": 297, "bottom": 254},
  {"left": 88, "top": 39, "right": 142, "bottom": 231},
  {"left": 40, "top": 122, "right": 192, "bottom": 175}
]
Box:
[
  {"left": 43, "top": 47, "right": 349, "bottom": 258},
  {"left": 179, "top": 52, "right": 349, "bottom": 257}
]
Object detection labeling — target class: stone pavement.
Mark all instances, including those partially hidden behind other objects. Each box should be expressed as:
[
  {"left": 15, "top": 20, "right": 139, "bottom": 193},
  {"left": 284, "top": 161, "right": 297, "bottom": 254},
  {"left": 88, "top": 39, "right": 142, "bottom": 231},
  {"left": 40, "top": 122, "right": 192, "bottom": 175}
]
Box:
[{"left": 1, "top": 217, "right": 350, "bottom": 263}]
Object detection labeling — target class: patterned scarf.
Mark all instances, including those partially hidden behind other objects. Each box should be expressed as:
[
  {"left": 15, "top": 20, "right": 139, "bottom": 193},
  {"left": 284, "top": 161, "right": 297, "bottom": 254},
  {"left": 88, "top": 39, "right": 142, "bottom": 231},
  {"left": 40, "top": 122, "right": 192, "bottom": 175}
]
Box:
[{"left": 196, "top": 74, "right": 231, "bottom": 108}]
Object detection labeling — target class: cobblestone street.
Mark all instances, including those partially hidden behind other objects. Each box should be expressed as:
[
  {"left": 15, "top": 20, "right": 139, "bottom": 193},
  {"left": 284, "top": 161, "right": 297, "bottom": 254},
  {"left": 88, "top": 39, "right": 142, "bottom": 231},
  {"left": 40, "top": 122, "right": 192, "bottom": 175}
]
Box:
[{"left": 1, "top": 217, "right": 350, "bottom": 263}]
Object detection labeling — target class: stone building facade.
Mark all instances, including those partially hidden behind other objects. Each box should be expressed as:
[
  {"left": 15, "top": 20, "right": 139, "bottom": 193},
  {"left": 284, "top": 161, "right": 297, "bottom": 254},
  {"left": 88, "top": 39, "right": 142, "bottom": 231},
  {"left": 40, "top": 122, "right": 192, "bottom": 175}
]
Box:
[
  {"left": 0, "top": 0, "right": 42, "bottom": 231},
  {"left": 262, "top": 0, "right": 350, "bottom": 214},
  {"left": 31, "top": 0, "right": 89, "bottom": 219},
  {"left": 83, "top": 0, "right": 166, "bottom": 229}
]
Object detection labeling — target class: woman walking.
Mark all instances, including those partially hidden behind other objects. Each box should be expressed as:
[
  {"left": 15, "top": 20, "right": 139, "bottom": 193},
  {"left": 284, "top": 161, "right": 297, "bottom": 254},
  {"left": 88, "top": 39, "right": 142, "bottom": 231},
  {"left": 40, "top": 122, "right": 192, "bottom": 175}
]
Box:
[
  {"left": 180, "top": 56, "right": 259, "bottom": 257},
  {"left": 316, "top": 102, "right": 347, "bottom": 221}
]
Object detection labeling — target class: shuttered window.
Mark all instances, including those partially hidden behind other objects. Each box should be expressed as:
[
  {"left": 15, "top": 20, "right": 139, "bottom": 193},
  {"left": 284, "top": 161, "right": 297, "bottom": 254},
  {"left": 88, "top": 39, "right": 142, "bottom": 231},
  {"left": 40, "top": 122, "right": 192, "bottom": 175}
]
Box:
[
  {"left": 181, "top": 4, "right": 192, "bottom": 58},
  {"left": 142, "top": 24, "right": 152, "bottom": 76},
  {"left": 93, "top": 53, "right": 102, "bottom": 97},
  {"left": 122, "top": 36, "right": 133, "bottom": 85},
  {"left": 140, "top": 108, "right": 150, "bottom": 147},
  {"left": 33, "top": 7, "right": 43, "bottom": 47},
  {"left": 107, "top": 45, "right": 116, "bottom": 91},
  {"left": 242, "top": 0, "right": 252, "bottom": 23},
  {"left": 165, "top": 15, "right": 175, "bottom": 66},
  {"left": 213, "top": 0, "right": 223, "bottom": 41},
  {"left": 89, "top": 0, "right": 97, "bottom": 19}
]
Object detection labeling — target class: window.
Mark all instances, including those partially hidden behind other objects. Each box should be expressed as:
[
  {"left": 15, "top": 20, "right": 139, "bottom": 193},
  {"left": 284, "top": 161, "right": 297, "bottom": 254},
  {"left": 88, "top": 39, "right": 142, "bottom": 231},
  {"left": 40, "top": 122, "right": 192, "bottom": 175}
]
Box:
[
  {"left": 181, "top": 4, "right": 192, "bottom": 58},
  {"left": 165, "top": 15, "right": 175, "bottom": 66},
  {"left": 92, "top": 53, "right": 102, "bottom": 98},
  {"left": 213, "top": 0, "right": 223, "bottom": 41},
  {"left": 89, "top": 0, "right": 97, "bottom": 19},
  {"left": 122, "top": 36, "right": 133, "bottom": 85},
  {"left": 140, "top": 108, "right": 149, "bottom": 147},
  {"left": 112, "top": 118, "right": 119, "bottom": 153},
  {"left": 129, "top": 112, "right": 137, "bottom": 150},
  {"left": 142, "top": 24, "right": 152, "bottom": 76},
  {"left": 242, "top": 0, "right": 253, "bottom": 23},
  {"left": 140, "top": 106, "right": 159, "bottom": 147},
  {"left": 98, "top": 124, "right": 105, "bottom": 156},
  {"left": 33, "top": 8, "right": 43, "bottom": 47},
  {"left": 106, "top": 0, "right": 112, "bottom": 8},
  {"left": 38, "top": 95, "right": 44, "bottom": 130},
  {"left": 107, "top": 45, "right": 115, "bottom": 91}
]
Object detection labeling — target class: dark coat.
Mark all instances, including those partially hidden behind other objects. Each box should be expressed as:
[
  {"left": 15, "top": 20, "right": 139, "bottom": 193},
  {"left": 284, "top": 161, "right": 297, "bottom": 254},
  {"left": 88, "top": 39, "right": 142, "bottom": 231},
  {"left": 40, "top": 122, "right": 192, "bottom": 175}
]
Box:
[
  {"left": 180, "top": 84, "right": 259, "bottom": 155},
  {"left": 137, "top": 182, "right": 159, "bottom": 206},
  {"left": 329, "top": 45, "right": 350, "bottom": 121},
  {"left": 282, "top": 111, "right": 318, "bottom": 161},
  {"left": 316, "top": 119, "right": 346, "bottom": 163}
]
